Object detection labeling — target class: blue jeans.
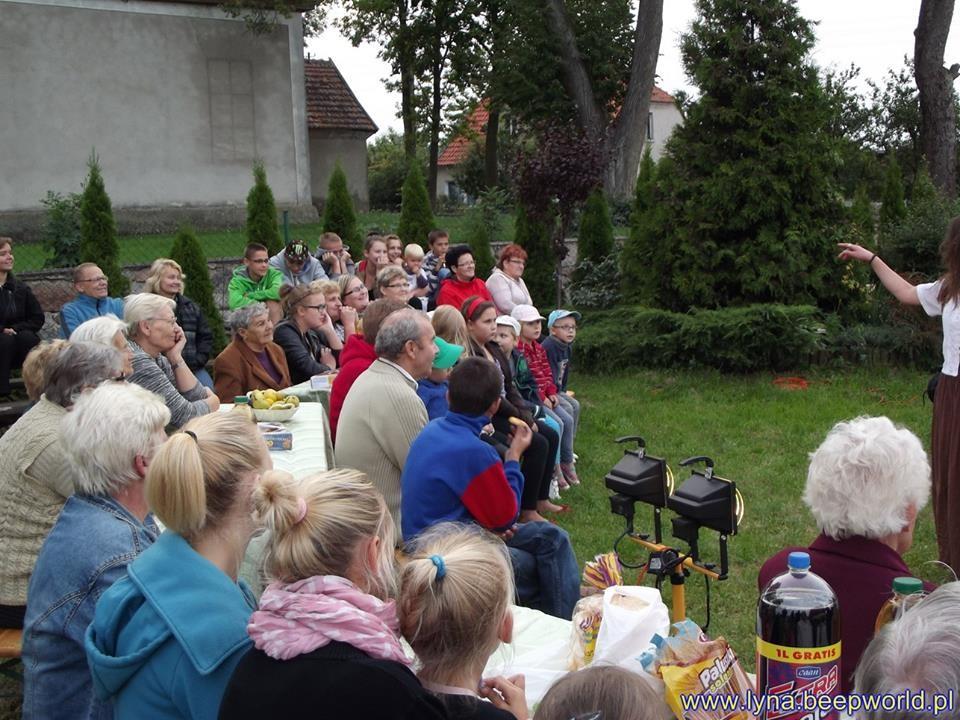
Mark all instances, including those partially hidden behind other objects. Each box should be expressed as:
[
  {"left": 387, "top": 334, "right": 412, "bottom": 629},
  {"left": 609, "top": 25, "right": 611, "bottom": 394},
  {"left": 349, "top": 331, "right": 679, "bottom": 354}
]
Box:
[
  {"left": 194, "top": 367, "right": 214, "bottom": 390},
  {"left": 507, "top": 521, "right": 580, "bottom": 620},
  {"left": 557, "top": 393, "right": 580, "bottom": 436},
  {"left": 543, "top": 404, "right": 575, "bottom": 464}
]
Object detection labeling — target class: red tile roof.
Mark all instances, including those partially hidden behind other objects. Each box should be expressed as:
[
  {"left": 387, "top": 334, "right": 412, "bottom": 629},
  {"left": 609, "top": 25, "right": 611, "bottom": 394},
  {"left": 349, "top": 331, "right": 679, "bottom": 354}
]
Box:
[
  {"left": 650, "top": 85, "right": 676, "bottom": 103},
  {"left": 304, "top": 59, "right": 378, "bottom": 135}
]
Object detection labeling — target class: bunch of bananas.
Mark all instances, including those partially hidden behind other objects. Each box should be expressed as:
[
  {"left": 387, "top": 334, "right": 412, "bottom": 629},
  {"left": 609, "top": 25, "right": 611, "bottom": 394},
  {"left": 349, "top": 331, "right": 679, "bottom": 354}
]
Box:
[{"left": 249, "top": 389, "right": 300, "bottom": 410}]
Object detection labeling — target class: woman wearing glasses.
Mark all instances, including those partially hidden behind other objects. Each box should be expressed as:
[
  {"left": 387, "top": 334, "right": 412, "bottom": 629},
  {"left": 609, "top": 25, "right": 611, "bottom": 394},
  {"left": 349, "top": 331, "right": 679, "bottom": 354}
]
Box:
[
  {"left": 273, "top": 282, "right": 340, "bottom": 384},
  {"left": 377, "top": 265, "right": 413, "bottom": 306},
  {"left": 486, "top": 244, "right": 533, "bottom": 316},
  {"left": 436, "top": 245, "right": 493, "bottom": 309},
  {"left": 339, "top": 274, "right": 371, "bottom": 316}
]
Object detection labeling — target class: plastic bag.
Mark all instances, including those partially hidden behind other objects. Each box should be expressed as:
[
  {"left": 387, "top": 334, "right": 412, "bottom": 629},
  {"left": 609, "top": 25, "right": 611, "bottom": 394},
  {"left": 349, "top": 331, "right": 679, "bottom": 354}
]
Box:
[{"left": 591, "top": 585, "right": 670, "bottom": 672}]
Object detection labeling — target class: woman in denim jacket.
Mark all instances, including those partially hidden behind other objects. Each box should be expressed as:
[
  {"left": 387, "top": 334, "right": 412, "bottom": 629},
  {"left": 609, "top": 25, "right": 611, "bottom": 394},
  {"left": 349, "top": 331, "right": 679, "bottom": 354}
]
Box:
[
  {"left": 22, "top": 382, "right": 171, "bottom": 720},
  {"left": 86, "top": 412, "right": 270, "bottom": 720}
]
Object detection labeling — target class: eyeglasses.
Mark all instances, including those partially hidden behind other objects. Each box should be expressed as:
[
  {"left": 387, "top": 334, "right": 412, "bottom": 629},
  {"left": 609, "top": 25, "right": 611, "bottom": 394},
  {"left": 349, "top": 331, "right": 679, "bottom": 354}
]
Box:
[
  {"left": 385, "top": 283, "right": 409, "bottom": 290},
  {"left": 553, "top": 323, "right": 577, "bottom": 331},
  {"left": 457, "top": 261, "right": 476, "bottom": 268},
  {"left": 343, "top": 285, "right": 368, "bottom": 297},
  {"left": 78, "top": 276, "right": 108, "bottom": 284},
  {"left": 506, "top": 259, "right": 526, "bottom": 266},
  {"left": 149, "top": 316, "right": 178, "bottom": 325},
  {"left": 248, "top": 258, "right": 270, "bottom": 264},
  {"left": 302, "top": 304, "right": 326, "bottom": 311}
]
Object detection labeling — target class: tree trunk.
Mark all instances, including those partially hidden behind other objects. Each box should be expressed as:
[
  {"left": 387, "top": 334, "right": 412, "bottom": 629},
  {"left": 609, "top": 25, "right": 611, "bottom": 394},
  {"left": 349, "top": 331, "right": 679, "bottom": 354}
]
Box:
[
  {"left": 544, "top": 0, "right": 664, "bottom": 201},
  {"left": 915, "top": 0, "right": 958, "bottom": 198},
  {"left": 484, "top": 105, "right": 500, "bottom": 189},
  {"left": 397, "top": 0, "right": 417, "bottom": 160}
]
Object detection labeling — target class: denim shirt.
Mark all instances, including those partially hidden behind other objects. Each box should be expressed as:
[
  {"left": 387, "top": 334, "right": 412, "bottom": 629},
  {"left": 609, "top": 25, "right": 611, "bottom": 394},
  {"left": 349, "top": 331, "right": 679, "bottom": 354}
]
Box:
[{"left": 22, "top": 494, "right": 159, "bottom": 720}]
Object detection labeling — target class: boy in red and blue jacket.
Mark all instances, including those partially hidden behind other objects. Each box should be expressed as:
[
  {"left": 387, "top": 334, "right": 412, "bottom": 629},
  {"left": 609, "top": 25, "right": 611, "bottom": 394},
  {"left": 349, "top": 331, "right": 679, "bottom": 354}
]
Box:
[{"left": 400, "top": 356, "right": 580, "bottom": 619}]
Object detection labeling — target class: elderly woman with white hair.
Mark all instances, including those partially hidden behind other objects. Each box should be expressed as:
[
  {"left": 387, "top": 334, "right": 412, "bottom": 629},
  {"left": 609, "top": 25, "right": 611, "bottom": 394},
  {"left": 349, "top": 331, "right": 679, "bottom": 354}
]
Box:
[
  {"left": 213, "top": 302, "right": 291, "bottom": 403},
  {"left": 125, "top": 292, "right": 219, "bottom": 428},
  {"left": 22, "top": 382, "right": 170, "bottom": 720},
  {"left": 70, "top": 313, "right": 134, "bottom": 379},
  {"left": 0, "top": 342, "right": 123, "bottom": 630},
  {"left": 855, "top": 581, "right": 960, "bottom": 719},
  {"left": 758, "top": 415, "right": 934, "bottom": 695}
]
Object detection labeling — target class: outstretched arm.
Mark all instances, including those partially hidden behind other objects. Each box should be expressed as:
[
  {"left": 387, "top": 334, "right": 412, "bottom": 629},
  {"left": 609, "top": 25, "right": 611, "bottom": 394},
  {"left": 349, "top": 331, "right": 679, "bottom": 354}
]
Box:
[{"left": 837, "top": 243, "right": 920, "bottom": 306}]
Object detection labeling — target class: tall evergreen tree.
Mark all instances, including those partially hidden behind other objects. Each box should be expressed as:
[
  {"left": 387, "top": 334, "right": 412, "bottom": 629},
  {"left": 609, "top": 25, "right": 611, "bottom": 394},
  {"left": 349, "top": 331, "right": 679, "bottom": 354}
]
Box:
[
  {"left": 170, "top": 226, "right": 227, "bottom": 353},
  {"left": 879, "top": 158, "right": 907, "bottom": 231},
  {"left": 655, "top": 0, "right": 850, "bottom": 311},
  {"left": 79, "top": 152, "right": 129, "bottom": 295},
  {"left": 573, "top": 188, "right": 614, "bottom": 282},
  {"left": 620, "top": 147, "right": 658, "bottom": 303},
  {"left": 513, "top": 202, "right": 555, "bottom": 308},
  {"left": 397, "top": 164, "right": 435, "bottom": 247},
  {"left": 323, "top": 162, "right": 362, "bottom": 256},
  {"left": 246, "top": 162, "right": 282, "bottom": 255},
  {"left": 461, "top": 189, "right": 502, "bottom": 279},
  {"left": 850, "top": 184, "right": 875, "bottom": 239}
]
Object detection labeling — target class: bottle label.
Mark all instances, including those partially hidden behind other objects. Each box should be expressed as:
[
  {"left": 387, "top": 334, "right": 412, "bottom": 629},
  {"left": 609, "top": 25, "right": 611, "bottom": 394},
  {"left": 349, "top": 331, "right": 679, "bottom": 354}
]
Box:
[{"left": 756, "top": 638, "right": 841, "bottom": 720}]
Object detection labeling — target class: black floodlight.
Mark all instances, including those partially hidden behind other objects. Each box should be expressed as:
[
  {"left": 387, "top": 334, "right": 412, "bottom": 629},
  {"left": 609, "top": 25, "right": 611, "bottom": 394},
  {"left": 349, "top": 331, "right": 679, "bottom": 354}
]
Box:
[
  {"left": 667, "top": 456, "right": 741, "bottom": 537},
  {"left": 604, "top": 436, "right": 671, "bottom": 507}
]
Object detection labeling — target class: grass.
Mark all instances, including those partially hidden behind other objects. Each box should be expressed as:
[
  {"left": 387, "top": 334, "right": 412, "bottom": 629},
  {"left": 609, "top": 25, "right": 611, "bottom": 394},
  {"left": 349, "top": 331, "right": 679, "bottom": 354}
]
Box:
[
  {"left": 549, "top": 366, "right": 940, "bottom": 673},
  {"left": 14, "top": 210, "right": 630, "bottom": 272}
]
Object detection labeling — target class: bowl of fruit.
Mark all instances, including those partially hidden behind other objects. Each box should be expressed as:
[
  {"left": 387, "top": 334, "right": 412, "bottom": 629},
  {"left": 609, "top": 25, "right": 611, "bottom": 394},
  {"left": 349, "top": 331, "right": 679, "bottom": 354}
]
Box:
[{"left": 248, "top": 389, "right": 301, "bottom": 422}]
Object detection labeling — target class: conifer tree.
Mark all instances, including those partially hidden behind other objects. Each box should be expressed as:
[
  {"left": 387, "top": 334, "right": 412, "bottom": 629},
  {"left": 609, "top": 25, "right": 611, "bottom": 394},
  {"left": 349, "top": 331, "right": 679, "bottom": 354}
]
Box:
[
  {"left": 246, "top": 161, "right": 282, "bottom": 255},
  {"left": 514, "top": 203, "right": 555, "bottom": 308},
  {"left": 879, "top": 159, "right": 907, "bottom": 231},
  {"left": 170, "top": 225, "right": 227, "bottom": 352},
  {"left": 620, "top": 148, "right": 658, "bottom": 303},
  {"left": 397, "top": 164, "right": 435, "bottom": 248},
  {"left": 461, "top": 190, "right": 501, "bottom": 279},
  {"left": 573, "top": 188, "right": 615, "bottom": 282},
  {"left": 850, "top": 184, "right": 875, "bottom": 239},
  {"left": 322, "top": 162, "right": 362, "bottom": 256},
  {"left": 79, "top": 152, "right": 129, "bottom": 296}
]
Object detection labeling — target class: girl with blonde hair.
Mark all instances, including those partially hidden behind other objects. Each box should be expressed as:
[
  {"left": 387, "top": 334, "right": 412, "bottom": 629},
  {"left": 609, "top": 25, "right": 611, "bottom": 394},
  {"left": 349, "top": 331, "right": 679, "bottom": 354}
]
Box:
[
  {"left": 400, "top": 523, "right": 528, "bottom": 720},
  {"left": 219, "top": 469, "right": 445, "bottom": 720},
  {"left": 273, "top": 281, "right": 340, "bottom": 383},
  {"left": 85, "top": 413, "right": 270, "bottom": 720},
  {"left": 534, "top": 666, "right": 665, "bottom": 720},
  {"left": 432, "top": 304, "right": 471, "bottom": 349}
]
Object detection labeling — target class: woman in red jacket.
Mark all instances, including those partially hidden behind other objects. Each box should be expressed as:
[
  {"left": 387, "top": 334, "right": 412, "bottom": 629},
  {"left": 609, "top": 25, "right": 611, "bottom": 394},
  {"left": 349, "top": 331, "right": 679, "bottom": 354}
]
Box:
[{"left": 435, "top": 245, "right": 492, "bottom": 309}]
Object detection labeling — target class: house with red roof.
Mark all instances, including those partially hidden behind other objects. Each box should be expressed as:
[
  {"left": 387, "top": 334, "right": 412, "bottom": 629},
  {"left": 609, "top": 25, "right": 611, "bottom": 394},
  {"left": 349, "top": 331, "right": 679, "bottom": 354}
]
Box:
[{"left": 436, "top": 88, "right": 683, "bottom": 200}]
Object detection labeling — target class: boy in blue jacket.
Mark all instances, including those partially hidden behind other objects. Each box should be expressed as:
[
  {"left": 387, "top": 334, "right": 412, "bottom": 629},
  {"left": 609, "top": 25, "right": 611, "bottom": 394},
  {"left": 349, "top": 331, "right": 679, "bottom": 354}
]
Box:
[
  {"left": 401, "top": 356, "right": 580, "bottom": 619},
  {"left": 415, "top": 337, "right": 463, "bottom": 420}
]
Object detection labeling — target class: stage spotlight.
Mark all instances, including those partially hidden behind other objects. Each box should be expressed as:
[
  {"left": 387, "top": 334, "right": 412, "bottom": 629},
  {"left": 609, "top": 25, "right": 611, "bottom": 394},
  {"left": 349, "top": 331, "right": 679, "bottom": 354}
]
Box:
[
  {"left": 667, "top": 455, "right": 741, "bottom": 537},
  {"left": 604, "top": 436, "right": 672, "bottom": 507}
]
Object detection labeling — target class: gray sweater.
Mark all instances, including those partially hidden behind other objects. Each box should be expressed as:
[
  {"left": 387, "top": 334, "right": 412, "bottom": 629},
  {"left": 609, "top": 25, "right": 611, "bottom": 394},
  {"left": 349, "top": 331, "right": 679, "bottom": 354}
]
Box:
[{"left": 128, "top": 341, "right": 211, "bottom": 428}]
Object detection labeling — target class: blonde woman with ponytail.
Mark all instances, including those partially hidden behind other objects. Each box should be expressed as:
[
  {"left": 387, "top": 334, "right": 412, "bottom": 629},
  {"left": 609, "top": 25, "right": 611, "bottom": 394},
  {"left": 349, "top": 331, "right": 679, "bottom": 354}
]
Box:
[
  {"left": 85, "top": 413, "right": 271, "bottom": 720},
  {"left": 399, "top": 523, "right": 528, "bottom": 720},
  {"left": 219, "top": 469, "right": 446, "bottom": 720}
]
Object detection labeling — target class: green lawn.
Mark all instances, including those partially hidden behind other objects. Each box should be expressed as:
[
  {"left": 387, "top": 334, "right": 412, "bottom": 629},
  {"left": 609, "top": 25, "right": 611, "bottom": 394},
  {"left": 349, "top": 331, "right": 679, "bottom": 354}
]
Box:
[{"left": 551, "top": 366, "right": 940, "bottom": 673}]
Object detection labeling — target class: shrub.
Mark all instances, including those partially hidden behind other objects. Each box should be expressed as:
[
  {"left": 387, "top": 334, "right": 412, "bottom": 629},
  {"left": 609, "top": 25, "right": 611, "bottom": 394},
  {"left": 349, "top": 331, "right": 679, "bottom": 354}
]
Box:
[
  {"left": 40, "top": 190, "right": 82, "bottom": 270},
  {"left": 246, "top": 161, "right": 282, "bottom": 255},
  {"left": 460, "top": 188, "right": 505, "bottom": 278},
  {"left": 368, "top": 130, "right": 411, "bottom": 210},
  {"left": 574, "top": 188, "right": 614, "bottom": 282},
  {"left": 79, "top": 152, "right": 129, "bottom": 295},
  {"left": 397, "top": 164, "right": 435, "bottom": 248},
  {"left": 879, "top": 158, "right": 907, "bottom": 232},
  {"left": 620, "top": 148, "right": 657, "bottom": 303},
  {"left": 322, "top": 162, "right": 361, "bottom": 257},
  {"left": 850, "top": 184, "right": 874, "bottom": 239},
  {"left": 513, "top": 202, "right": 556, "bottom": 308},
  {"left": 170, "top": 225, "right": 227, "bottom": 353},
  {"left": 569, "top": 253, "right": 622, "bottom": 309}
]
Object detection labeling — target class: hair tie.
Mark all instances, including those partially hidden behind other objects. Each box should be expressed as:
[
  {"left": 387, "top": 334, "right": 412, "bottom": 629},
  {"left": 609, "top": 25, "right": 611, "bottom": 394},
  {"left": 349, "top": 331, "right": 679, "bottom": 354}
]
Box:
[
  {"left": 430, "top": 554, "right": 446, "bottom": 580},
  {"left": 465, "top": 297, "right": 485, "bottom": 320},
  {"left": 183, "top": 430, "right": 198, "bottom": 443},
  {"left": 294, "top": 497, "right": 308, "bottom": 524}
]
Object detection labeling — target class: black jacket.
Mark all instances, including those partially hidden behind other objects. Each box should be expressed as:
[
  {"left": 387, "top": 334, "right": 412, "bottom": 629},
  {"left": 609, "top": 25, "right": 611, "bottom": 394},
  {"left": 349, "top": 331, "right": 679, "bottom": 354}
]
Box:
[
  {"left": 272, "top": 319, "right": 334, "bottom": 384},
  {"left": 218, "top": 640, "right": 448, "bottom": 720},
  {"left": 173, "top": 293, "right": 213, "bottom": 371},
  {"left": 0, "top": 273, "right": 44, "bottom": 333}
]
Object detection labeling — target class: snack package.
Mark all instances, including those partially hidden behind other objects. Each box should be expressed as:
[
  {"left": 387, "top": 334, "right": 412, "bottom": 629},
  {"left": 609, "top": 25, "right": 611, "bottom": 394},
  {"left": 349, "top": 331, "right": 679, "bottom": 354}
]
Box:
[
  {"left": 640, "top": 619, "right": 757, "bottom": 720},
  {"left": 568, "top": 594, "right": 604, "bottom": 670}
]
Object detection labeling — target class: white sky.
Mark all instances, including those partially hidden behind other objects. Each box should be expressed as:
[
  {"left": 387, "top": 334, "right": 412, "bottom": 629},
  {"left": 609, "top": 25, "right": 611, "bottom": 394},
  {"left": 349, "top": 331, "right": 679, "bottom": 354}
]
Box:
[{"left": 305, "top": 1, "right": 960, "bottom": 139}]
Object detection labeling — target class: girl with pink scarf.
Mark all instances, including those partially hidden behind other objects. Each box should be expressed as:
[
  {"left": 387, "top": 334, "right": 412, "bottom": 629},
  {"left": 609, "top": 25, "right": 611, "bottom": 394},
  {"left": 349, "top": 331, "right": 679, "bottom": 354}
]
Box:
[{"left": 218, "top": 469, "right": 446, "bottom": 720}]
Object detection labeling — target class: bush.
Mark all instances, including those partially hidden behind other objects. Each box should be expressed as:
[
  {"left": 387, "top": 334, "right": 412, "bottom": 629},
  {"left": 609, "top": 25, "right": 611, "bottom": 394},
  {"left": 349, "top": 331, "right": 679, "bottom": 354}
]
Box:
[
  {"left": 40, "top": 190, "right": 82, "bottom": 270},
  {"left": 574, "top": 188, "right": 614, "bottom": 282},
  {"left": 575, "top": 304, "right": 825, "bottom": 372},
  {"left": 460, "top": 188, "right": 505, "bottom": 278},
  {"left": 514, "top": 202, "right": 556, "bottom": 308},
  {"left": 79, "top": 152, "right": 129, "bottom": 295},
  {"left": 170, "top": 225, "right": 227, "bottom": 353},
  {"left": 620, "top": 148, "right": 658, "bottom": 303},
  {"left": 246, "top": 161, "right": 282, "bottom": 255},
  {"left": 368, "top": 131, "right": 411, "bottom": 211},
  {"left": 569, "top": 253, "right": 621, "bottom": 309},
  {"left": 323, "top": 162, "right": 362, "bottom": 257},
  {"left": 879, "top": 158, "right": 907, "bottom": 232},
  {"left": 850, "top": 184, "right": 874, "bottom": 239},
  {"left": 397, "top": 164, "right": 435, "bottom": 248}
]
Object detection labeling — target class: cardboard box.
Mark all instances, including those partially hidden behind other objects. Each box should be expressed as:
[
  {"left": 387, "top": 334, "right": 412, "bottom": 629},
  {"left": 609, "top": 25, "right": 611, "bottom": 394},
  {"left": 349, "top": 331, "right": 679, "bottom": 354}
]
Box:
[
  {"left": 310, "top": 373, "right": 336, "bottom": 390},
  {"left": 258, "top": 422, "right": 293, "bottom": 451}
]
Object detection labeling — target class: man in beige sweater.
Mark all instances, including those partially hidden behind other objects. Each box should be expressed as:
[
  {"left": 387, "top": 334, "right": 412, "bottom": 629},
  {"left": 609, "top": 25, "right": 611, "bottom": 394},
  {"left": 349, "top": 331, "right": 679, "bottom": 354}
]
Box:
[{"left": 336, "top": 309, "right": 438, "bottom": 541}]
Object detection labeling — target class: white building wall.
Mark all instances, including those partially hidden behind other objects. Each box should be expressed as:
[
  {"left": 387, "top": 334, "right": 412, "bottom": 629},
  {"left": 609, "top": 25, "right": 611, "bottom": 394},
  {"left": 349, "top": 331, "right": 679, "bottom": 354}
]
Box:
[
  {"left": 0, "top": 0, "right": 312, "bottom": 212},
  {"left": 646, "top": 101, "right": 684, "bottom": 161}
]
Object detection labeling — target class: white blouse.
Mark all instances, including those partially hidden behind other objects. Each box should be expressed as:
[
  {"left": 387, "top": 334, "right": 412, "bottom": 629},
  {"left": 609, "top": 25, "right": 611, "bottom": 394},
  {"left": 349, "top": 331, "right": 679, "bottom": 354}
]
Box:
[{"left": 917, "top": 279, "right": 960, "bottom": 376}]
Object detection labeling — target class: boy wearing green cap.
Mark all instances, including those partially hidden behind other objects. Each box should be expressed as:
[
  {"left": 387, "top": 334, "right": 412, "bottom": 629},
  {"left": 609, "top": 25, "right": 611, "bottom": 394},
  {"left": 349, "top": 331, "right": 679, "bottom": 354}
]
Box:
[{"left": 416, "top": 337, "right": 464, "bottom": 420}]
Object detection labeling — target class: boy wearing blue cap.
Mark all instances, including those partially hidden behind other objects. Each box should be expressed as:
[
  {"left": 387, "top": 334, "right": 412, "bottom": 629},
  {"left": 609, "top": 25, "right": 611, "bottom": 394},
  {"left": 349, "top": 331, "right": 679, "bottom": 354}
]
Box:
[
  {"left": 416, "top": 337, "right": 464, "bottom": 420},
  {"left": 543, "top": 309, "right": 581, "bottom": 441}
]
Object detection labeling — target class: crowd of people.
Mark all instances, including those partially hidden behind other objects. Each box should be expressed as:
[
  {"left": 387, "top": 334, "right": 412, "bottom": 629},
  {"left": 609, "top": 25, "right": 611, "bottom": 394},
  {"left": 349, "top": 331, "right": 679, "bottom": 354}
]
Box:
[{"left": 2, "top": 221, "right": 960, "bottom": 719}]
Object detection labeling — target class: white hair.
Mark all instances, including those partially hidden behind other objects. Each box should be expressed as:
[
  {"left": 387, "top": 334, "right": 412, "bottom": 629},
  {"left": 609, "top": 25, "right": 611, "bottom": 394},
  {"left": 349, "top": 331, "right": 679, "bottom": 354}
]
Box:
[
  {"left": 61, "top": 382, "right": 171, "bottom": 496},
  {"left": 803, "top": 416, "right": 930, "bottom": 540},
  {"left": 854, "top": 582, "right": 960, "bottom": 718},
  {"left": 227, "top": 302, "right": 268, "bottom": 334},
  {"left": 70, "top": 314, "right": 126, "bottom": 347},
  {"left": 124, "top": 293, "right": 176, "bottom": 339}
]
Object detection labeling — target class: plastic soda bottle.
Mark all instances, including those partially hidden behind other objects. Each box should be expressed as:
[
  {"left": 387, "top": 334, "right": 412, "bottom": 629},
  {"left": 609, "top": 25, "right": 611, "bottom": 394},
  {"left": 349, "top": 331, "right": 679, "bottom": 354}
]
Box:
[
  {"left": 874, "top": 577, "right": 925, "bottom": 633},
  {"left": 756, "top": 551, "right": 841, "bottom": 719},
  {"left": 232, "top": 395, "right": 255, "bottom": 422}
]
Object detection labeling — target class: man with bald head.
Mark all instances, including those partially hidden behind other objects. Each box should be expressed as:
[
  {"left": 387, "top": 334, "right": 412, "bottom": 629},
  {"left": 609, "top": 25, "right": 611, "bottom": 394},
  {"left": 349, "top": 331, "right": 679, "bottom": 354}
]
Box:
[{"left": 335, "top": 309, "right": 438, "bottom": 538}]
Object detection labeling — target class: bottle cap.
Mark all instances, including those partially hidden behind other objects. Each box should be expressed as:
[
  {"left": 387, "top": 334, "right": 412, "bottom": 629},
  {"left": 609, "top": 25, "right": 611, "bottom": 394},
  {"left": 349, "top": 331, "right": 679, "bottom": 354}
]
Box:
[
  {"left": 787, "top": 551, "right": 810, "bottom": 570},
  {"left": 234, "top": 396, "right": 250, "bottom": 404},
  {"left": 892, "top": 577, "right": 924, "bottom": 595}
]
